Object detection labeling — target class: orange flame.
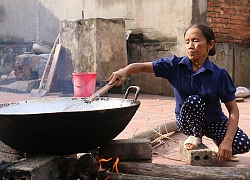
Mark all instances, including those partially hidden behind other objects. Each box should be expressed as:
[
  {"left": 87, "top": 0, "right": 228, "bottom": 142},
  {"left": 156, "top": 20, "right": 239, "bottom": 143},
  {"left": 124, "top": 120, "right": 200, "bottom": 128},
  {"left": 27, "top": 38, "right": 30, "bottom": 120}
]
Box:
[
  {"left": 112, "top": 157, "right": 120, "bottom": 173},
  {"left": 98, "top": 157, "right": 120, "bottom": 180},
  {"left": 98, "top": 157, "right": 112, "bottom": 171}
]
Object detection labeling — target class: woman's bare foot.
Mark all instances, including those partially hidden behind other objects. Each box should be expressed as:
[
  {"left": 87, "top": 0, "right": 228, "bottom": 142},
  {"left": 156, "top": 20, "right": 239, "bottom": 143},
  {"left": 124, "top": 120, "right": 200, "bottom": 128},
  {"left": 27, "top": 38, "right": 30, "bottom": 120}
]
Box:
[
  {"left": 185, "top": 143, "right": 196, "bottom": 149},
  {"left": 184, "top": 136, "right": 202, "bottom": 150}
]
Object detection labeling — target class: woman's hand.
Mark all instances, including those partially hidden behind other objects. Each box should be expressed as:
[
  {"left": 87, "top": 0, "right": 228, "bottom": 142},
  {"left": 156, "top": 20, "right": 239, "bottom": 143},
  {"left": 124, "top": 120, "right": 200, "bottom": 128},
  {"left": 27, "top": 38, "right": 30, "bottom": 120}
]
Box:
[
  {"left": 218, "top": 139, "right": 233, "bottom": 162},
  {"left": 217, "top": 100, "right": 239, "bottom": 162},
  {"left": 108, "top": 68, "right": 127, "bottom": 86}
]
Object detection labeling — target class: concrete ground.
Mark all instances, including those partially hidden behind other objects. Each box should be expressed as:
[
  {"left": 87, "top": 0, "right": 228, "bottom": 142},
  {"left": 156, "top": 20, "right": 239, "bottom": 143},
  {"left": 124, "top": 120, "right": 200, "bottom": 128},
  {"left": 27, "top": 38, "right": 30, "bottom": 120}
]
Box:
[{"left": 0, "top": 91, "right": 250, "bottom": 167}]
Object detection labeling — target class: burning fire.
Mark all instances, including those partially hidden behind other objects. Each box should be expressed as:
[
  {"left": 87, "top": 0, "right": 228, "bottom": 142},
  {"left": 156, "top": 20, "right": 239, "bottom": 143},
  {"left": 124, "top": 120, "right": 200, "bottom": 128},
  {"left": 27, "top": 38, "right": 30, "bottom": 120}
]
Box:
[
  {"left": 113, "top": 157, "right": 120, "bottom": 173},
  {"left": 98, "top": 157, "right": 112, "bottom": 171},
  {"left": 98, "top": 157, "right": 120, "bottom": 173}
]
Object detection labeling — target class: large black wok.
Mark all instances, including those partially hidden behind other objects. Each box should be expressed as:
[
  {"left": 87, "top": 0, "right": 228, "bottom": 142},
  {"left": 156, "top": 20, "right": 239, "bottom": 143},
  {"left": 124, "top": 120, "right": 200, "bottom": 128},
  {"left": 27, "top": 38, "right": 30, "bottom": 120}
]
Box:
[{"left": 0, "top": 87, "right": 140, "bottom": 155}]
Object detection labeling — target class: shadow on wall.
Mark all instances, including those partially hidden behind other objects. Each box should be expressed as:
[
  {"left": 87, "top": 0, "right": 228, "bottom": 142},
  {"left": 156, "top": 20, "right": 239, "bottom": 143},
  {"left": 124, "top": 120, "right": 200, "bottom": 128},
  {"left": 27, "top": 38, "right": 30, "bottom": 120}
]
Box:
[
  {"left": 127, "top": 28, "right": 177, "bottom": 44},
  {"left": 56, "top": 46, "right": 74, "bottom": 94},
  {"left": 38, "top": 3, "right": 60, "bottom": 45},
  {"left": 0, "top": 1, "right": 59, "bottom": 45},
  {"left": 0, "top": 1, "right": 60, "bottom": 76},
  {"left": 0, "top": 5, "right": 5, "bottom": 23}
]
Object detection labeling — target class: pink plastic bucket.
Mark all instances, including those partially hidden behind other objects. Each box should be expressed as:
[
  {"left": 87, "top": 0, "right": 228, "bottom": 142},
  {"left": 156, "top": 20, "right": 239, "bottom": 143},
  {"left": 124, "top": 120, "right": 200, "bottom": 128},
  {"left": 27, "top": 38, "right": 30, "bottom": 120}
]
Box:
[{"left": 72, "top": 72, "right": 97, "bottom": 97}]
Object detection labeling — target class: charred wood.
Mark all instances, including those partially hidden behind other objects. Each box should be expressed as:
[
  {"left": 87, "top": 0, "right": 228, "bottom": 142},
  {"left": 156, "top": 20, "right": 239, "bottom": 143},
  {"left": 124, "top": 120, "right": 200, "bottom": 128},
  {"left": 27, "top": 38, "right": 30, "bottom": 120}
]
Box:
[{"left": 60, "top": 154, "right": 99, "bottom": 180}]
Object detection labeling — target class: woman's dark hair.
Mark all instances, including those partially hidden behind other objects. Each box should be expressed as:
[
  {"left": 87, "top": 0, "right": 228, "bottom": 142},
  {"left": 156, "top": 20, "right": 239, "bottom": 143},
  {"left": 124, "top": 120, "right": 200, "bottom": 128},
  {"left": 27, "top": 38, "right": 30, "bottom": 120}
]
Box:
[{"left": 184, "top": 24, "right": 216, "bottom": 56}]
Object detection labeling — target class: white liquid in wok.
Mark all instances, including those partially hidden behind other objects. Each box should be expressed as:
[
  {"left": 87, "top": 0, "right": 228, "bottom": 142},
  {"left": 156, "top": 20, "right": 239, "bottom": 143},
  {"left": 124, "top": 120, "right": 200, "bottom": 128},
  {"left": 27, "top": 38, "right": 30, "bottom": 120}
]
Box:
[{"left": 0, "top": 97, "right": 138, "bottom": 115}]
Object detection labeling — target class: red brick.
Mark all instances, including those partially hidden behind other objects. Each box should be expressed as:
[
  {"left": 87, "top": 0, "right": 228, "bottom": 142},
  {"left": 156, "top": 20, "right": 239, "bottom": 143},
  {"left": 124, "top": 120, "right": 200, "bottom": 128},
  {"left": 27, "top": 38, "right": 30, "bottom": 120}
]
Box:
[
  {"left": 207, "top": 1, "right": 221, "bottom": 7},
  {"left": 220, "top": 3, "right": 231, "bottom": 8},
  {"left": 207, "top": 6, "right": 215, "bottom": 12},
  {"left": 235, "top": 1, "right": 244, "bottom": 5},
  {"left": 229, "top": 39, "right": 243, "bottom": 44},
  {"left": 219, "top": 19, "right": 230, "bottom": 24},
  {"left": 231, "top": 15, "right": 248, "bottom": 21}
]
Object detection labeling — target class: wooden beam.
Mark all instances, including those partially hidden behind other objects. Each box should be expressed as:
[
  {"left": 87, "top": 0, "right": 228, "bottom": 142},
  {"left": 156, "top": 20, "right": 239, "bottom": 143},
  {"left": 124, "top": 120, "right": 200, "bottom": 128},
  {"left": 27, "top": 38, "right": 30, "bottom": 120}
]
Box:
[
  {"left": 132, "top": 120, "right": 178, "bottom": 141},
  {"left": 99, "top": 171, "right": 181, "bottom": 180},
  {"left": 103, "top": 162, "right": 250, "bottom": 179}
]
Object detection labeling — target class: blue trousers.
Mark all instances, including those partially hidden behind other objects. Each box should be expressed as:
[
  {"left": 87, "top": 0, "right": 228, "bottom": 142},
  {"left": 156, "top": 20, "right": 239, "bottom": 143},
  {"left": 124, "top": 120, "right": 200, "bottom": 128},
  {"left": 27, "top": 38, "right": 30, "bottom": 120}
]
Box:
[{"left": 176, "top": 95, "right": 250, "bottom": 155}]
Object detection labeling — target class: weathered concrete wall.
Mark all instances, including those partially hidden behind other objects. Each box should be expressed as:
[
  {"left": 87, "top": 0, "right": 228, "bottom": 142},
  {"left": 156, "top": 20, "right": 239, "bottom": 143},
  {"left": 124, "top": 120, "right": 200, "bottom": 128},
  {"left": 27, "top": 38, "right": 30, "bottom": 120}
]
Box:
[
  {"left": 127, "top": 42, "right": 175, "bottom": 96},
  {"left": 234, "top": 45, "right": 250, "bottom": 87},
  {"left": 83, "top": 0, "right": 192, "bottom": 46},
  {"left": 210, "top": 44, "right": 234, "bottom": 79},
  {"left": 210, "top": 43, "right": 250, "bottom": 88},
  {"left": 0, "top": 0, "right": 84, "bottom": 44}
]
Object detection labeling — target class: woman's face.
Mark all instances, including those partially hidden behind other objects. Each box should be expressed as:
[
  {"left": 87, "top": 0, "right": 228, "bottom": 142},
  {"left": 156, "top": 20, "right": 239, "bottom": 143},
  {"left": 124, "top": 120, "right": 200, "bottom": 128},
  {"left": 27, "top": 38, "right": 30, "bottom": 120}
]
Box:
[{"left": 184, "top": 27, "right": 214, "bottom": 62}]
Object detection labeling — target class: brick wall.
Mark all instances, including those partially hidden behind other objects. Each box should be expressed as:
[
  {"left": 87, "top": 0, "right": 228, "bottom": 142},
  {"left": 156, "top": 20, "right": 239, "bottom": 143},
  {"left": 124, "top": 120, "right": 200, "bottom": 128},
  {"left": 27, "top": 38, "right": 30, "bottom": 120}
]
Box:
[{"left": 207, "top": 0, "right": 250, "bottom": 47}]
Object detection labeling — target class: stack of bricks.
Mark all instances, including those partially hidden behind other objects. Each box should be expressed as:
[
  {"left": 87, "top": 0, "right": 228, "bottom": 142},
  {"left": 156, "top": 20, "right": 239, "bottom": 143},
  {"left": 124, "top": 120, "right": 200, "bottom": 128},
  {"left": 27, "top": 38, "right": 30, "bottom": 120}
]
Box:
[{"left": 14, "top": 54, "right": 49, "bottom": 80}]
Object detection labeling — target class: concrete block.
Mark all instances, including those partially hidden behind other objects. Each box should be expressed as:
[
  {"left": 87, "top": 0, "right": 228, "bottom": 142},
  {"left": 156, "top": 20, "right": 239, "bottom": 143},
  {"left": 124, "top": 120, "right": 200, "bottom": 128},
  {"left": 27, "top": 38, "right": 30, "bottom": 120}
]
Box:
[
  {"left": 101, "top": 138, "right": 152, "bottom": 161},
  {"left": 179, "top": 141, "right": 212, "bottom": 166},
  {"left": 59, "top": 18, "right": 127, "bottom": 84},
  {"left": 3, "top": 155, "right": 61, "bottom": 180}
]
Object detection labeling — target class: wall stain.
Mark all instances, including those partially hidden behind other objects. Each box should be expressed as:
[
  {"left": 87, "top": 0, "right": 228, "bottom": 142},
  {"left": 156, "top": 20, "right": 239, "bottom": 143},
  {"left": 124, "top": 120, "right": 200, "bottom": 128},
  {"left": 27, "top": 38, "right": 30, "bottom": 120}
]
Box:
[{"left": 0, "top": 5, "right": 5, "bottom": 22}]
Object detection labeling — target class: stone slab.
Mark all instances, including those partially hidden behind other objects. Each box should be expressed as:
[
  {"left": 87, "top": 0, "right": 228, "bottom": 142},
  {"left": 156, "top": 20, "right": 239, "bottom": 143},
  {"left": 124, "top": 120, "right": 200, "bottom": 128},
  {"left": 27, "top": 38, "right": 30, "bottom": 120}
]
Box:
[
  {"left": 2, "top": 155, "right": 61, "bottom": 180},
  {"left": 179, "top": 141, "right": 212, "bottom": 166},
  {"left": 100, "top": 138, "right": 152, "bottom": 161}
]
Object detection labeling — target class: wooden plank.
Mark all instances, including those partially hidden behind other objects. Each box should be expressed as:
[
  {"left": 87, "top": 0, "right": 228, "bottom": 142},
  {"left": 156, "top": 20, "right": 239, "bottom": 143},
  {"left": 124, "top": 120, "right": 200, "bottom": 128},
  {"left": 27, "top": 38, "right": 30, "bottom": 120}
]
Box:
[{"left": 45, "top": 44, "right": 62, "bottom": 95}]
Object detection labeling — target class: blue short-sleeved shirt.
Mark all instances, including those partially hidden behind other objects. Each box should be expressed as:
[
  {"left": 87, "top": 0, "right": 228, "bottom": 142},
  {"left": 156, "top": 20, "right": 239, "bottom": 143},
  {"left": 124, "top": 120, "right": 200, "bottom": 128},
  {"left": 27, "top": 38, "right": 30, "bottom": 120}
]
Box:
[{"left": 152, "top": 55, "right": 236, "bottom": 124}]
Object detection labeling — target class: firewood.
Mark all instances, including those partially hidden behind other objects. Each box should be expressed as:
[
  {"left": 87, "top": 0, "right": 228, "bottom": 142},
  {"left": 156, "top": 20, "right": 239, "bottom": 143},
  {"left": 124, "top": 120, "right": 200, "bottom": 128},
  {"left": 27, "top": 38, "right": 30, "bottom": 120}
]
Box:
[
  {"left": 99, "top": 171, "right": 180, "bottom": 180},
  {"left": 78, "top": 153, "right": 99, "bottom": 179},
  {"left": 103, "top": 162, "right": 250, "bottom": 179},
  {"left": 60, "top": 154, "right": 99, "bottom": 180}
]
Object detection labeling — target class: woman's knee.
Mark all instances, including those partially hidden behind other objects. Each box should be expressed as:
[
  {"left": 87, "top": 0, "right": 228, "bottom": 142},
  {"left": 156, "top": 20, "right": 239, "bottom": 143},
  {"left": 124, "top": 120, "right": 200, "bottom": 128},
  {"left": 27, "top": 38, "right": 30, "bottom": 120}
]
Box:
[
  {"left": 185, "top": 95, "right": 204, "bottom": 106},
  {"left": 181, "top": 95, "right": 205, "bottom": 113}
]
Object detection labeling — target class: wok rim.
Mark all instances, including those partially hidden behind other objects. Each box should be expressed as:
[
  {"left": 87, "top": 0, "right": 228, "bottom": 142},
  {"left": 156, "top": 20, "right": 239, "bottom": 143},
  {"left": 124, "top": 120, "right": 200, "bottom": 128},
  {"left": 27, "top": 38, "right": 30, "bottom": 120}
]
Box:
[{"left": 0, "top": 97, "right": 141, "bottom": 115}]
